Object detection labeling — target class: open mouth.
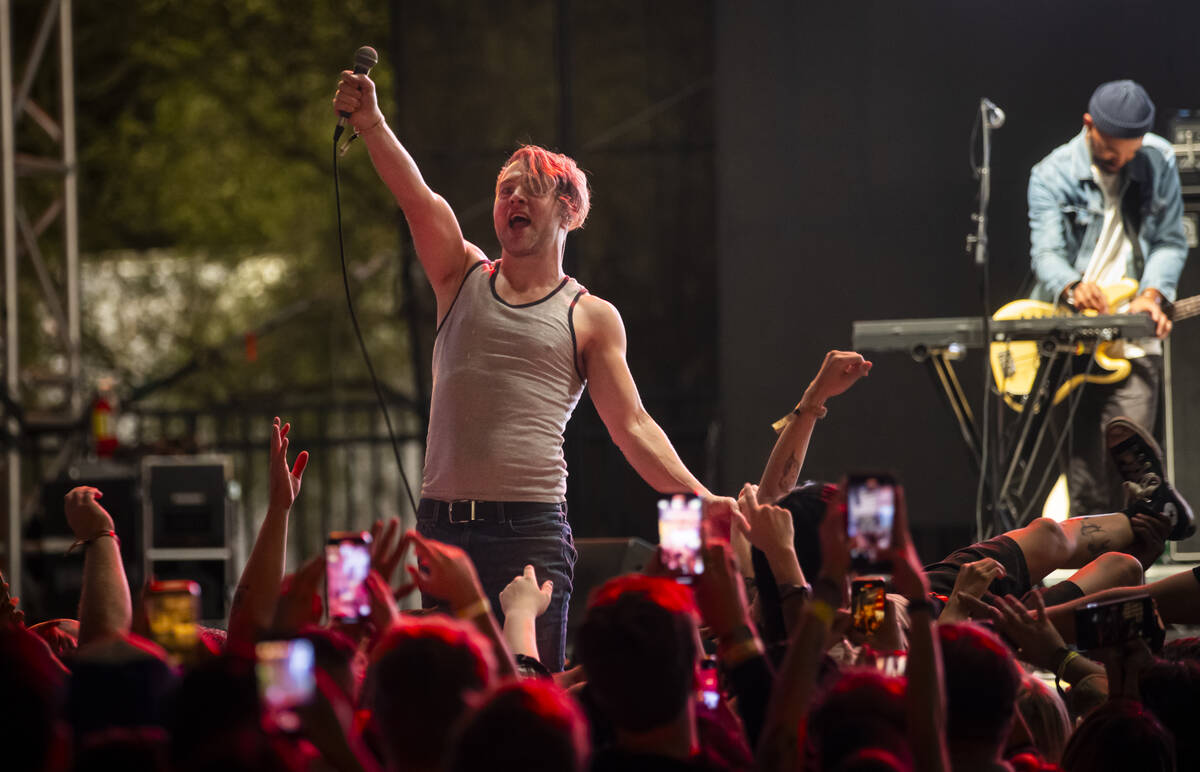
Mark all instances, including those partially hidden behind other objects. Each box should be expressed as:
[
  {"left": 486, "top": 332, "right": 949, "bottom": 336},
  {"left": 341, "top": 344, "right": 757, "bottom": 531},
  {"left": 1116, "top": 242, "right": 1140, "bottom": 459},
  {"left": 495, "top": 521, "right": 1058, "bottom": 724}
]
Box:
[{"left": 509, "top": 214, "right": 530, "bottom": 229}]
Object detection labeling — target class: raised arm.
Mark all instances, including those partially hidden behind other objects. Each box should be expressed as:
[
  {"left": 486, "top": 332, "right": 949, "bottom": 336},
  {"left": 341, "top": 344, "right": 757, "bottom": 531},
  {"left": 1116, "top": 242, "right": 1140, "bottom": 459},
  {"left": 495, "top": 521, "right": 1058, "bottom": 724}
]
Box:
[
  {"left": 332, "top": 72, "right": 481, "bottom": 311},
  {"left": 65, "top": 487, "right": 131, "bottom": 645},
  {"left": 756, "top": 350, "right": 871, "bottom": 505},
  {"left": 498, "top": 565, "right": 553, "bottom": 663},
  {"left": 404, "top": 531, "right": 518, "bottom": 679},
  {"left": 227, "top": 418, "right": 308, "bottom": 652}
]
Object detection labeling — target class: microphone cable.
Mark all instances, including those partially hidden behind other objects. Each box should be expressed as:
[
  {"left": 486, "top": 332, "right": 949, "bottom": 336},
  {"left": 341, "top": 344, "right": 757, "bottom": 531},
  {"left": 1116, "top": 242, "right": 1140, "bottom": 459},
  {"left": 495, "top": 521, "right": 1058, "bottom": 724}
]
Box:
[{"left": 332, "top": 131, "right": 420, "bottom": 516}]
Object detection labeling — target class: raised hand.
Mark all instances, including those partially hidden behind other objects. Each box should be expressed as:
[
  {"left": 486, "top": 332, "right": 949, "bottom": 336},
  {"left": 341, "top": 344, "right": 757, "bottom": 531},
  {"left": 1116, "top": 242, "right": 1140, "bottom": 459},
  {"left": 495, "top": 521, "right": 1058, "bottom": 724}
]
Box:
[
  {"left": 807, "top": 350, "right": 873, "bottom": 403},
  {"left": 959, "top": 591, "right": 1065, "bottom": 671},
  {"left": 364, "top": 570, "right": 404, "bottom": 635},
  {"left": 879, "top": 485, "right": 928, "bottom": 602},
  {"left": 0, "top": 571, "right": 24, "bottom": 630},
  {"left": 268, "top": 417, "right": 308, "bottom": 515},
  {"left": 272, "top": 554, "right": 325, "bottom": 634},
  {"left": 693, "top": 542, "right": 753, "bottom": 640},
  {"left": 369, "top": 517, "right": 407, "bottom": 586},
  {"left": 499, "top": 565, "right": 553, "bottom": 619},
  {"left": 938, "top": 557, "right": 1004, "bottom": 623},
  {"left": 701, "top": 493, "right": 749, "bottom": 543},
  {"left": 332, "top": 71, "right": 384, "bottom": 134},
  {"left": 64, "top": 486, "right": 115, "bottom": 539},
  {"left": 404, "top": 531, "right": 486, "bottom": 612},
  {"left": 739, "top": 483, "right": 796, "bottom": 559}
]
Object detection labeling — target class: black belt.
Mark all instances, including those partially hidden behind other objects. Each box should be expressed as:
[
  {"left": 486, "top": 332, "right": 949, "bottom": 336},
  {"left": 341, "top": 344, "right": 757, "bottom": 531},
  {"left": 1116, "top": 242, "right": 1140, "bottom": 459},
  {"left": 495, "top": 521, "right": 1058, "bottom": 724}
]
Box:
[{"left": 417, "top": 498, "right": 564, "bottom": 525}]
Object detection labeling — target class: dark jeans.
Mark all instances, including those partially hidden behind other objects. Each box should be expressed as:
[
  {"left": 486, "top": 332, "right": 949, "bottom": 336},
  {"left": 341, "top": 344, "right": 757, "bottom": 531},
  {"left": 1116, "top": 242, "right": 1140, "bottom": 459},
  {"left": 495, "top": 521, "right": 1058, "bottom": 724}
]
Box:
[
  {"left": 1059, "top": 354, "right": 1161, "bottom": 516},
  {"left": 416, "top": 501, "right": 577, "bottom": 672}
]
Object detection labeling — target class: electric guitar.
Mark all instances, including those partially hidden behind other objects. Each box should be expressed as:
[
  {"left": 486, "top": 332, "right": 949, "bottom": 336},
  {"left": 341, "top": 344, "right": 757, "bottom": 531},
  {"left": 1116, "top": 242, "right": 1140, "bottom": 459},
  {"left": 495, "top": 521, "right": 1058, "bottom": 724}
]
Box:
[{"left": 990, "top": 278, "right": 1200, "bottom": 412}]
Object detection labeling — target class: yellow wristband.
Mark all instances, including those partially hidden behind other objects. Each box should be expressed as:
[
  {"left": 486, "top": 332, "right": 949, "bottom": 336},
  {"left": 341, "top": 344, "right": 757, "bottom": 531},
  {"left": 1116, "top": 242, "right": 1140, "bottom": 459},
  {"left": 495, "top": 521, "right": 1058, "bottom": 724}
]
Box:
[
  {"left": 771, "top": 400, "right": 827, "bottom": 434},
  {"left": 809, "top": 598, "right": 835, "bottom": 624},
  {"left": 1055, "top": 650, "right": 1081, "bottom": 683},
  {"left": 454, "top": 597, "right": 491, "bottom": 620}
]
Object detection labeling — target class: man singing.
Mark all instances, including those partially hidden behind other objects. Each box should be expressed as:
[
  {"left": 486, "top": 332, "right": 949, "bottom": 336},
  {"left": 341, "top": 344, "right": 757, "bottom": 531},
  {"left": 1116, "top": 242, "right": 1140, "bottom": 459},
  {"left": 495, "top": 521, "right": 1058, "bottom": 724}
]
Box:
[
  {"left": 333, "top": 71, "right": 738, "bottom": 670},
  {"left": 1028, "top": 79, "right": 1189, "bottom": 521}
]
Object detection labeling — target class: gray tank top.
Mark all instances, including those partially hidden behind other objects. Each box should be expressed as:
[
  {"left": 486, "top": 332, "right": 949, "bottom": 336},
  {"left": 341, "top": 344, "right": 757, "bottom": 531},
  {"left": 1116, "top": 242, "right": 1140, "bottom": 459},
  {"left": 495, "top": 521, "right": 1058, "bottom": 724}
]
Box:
[{"left": 422, "top": 260, "right": 587, "bottom": 502}]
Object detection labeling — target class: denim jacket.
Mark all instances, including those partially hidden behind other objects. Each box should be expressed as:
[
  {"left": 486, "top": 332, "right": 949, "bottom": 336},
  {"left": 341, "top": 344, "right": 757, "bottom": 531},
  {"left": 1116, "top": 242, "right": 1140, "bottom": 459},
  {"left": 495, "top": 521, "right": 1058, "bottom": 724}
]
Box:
[{"left": 1028, "top": 129, "right": 1188, "bottom": 303}]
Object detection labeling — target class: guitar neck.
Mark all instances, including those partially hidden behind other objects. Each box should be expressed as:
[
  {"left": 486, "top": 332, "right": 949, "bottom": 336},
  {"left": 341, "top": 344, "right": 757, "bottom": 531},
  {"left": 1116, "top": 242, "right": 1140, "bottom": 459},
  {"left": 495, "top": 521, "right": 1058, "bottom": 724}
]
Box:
[{"left": 1170, "top": 294, "right": 1200, "bottom": 322}]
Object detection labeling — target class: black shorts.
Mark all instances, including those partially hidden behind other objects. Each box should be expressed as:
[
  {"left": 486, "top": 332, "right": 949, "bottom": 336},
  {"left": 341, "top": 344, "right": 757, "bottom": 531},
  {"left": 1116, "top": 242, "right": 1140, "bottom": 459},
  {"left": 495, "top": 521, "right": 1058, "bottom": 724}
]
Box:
[{"left": 923, "top": 534, "right": 1033, "bottom": 603}]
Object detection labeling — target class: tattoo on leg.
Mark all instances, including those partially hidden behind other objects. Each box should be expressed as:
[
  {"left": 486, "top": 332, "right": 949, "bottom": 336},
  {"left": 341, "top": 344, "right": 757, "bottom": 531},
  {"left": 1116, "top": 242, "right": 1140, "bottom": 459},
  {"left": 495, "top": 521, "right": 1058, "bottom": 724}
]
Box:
[
  {"left": 778, "top": 456, "right": 799, "bottom": 494},
  {"left": 1079, "top": 523, "right": 1111, "bottom": 556}
]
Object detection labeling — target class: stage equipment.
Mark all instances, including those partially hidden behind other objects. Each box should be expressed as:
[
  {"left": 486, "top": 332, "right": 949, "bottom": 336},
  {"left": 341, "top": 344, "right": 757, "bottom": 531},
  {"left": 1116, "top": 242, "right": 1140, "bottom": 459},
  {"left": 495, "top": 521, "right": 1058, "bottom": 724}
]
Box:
[
  {"left": 854, "top": 313, "right": 1156, "bottom": 535},
  {"left": 1167, "top": 112, "right": 1200, "bottom": 560},
  {"left": 142, "top": 456, "right": 233, "bottom": 622},
  {"left": 26, "top": 465, "right": 141, "bottom": 620},
  {"left": 564, "top": 537, "right": 655, "bottom": 657}
]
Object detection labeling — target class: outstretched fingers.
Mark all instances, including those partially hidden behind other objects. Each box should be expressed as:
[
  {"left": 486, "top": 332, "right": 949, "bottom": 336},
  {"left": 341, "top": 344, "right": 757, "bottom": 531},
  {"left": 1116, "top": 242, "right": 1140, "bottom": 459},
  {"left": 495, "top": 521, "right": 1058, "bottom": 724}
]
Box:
[{"left": 292, "top": 450, "right": 309, "bottom": 479}]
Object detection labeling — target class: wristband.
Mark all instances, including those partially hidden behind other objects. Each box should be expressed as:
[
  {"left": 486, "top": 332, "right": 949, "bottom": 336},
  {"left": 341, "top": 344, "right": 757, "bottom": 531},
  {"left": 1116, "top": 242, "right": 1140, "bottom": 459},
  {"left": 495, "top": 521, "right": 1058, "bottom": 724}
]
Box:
[
  {"left": 778, "top": 582, "right": 813, "bottom": 603},
  {"left": 66, "top": 529, "right": 119, "bottom": 555},
  {"left": 808, "top": 599, "right": 835, "bottom": 625},
  {"left": 454, "top": 597, "right": 491, "bottom": 620},
  {"left": 1054, "top": 649, "right": 1081, "bottom": 698},
  {"left": 357, "top": 116, "right": 385, "bottom": 136},
  {"left": 771, "top": 398, "right": 827, "bottom": 434},
  {"left": 1055, "top": 649, "right": 1081, "bottom": 683}
]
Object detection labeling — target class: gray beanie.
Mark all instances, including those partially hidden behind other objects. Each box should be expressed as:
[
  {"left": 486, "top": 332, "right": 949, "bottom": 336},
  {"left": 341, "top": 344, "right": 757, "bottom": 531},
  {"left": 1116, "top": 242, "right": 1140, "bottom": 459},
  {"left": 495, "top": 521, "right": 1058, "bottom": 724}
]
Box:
[{"left": 1088, "top": 80, "right": 1155, "bottom": 138}]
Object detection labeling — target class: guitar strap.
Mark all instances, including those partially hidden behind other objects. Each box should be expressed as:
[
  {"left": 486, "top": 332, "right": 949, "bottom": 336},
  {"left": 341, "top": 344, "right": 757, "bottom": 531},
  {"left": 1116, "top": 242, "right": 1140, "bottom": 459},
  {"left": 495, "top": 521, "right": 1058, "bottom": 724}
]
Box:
[{"left": 1120, "top": 150, "right": 1153, "bottom": 281}]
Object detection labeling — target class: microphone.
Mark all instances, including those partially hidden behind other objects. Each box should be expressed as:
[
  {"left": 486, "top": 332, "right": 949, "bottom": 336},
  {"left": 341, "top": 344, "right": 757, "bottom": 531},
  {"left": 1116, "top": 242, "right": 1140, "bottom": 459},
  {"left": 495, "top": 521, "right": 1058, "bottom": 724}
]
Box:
[
  {"left": 982, "top": 98, "right": 1006, "bottom": 129},
  {"left": 335, "top": 46, "right": 379, "bottom": 141}
]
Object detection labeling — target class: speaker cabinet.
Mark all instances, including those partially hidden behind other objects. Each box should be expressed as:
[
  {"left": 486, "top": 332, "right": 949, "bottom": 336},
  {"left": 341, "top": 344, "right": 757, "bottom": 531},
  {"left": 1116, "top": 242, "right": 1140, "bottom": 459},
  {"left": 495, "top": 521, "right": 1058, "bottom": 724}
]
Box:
[
  {"left": 565, "top": 537, "right": 656, "bottom": 658},
  {"left": 25, "top": 466, "right": 142, "bottom": 622},
  {"left": 142, "top": 456, "right": 234, "bottom": 622},
  {"left": 1168, "top": 205, "right": 1200, "bottom": 560}
]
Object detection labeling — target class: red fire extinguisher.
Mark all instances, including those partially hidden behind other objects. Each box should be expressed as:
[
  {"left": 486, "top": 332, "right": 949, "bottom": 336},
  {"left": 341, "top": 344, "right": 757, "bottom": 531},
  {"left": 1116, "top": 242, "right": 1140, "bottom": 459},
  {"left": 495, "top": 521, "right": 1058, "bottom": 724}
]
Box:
[{"left": 92, "top": 388, "right": 118, "bottom": 458}]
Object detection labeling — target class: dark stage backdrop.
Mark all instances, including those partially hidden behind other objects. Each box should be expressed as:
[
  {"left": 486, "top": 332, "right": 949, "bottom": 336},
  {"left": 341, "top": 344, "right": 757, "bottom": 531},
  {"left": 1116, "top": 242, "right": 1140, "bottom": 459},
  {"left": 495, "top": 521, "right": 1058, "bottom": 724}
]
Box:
[{"left": 715, "top": 0, "right": 1200, "bottom": 556}]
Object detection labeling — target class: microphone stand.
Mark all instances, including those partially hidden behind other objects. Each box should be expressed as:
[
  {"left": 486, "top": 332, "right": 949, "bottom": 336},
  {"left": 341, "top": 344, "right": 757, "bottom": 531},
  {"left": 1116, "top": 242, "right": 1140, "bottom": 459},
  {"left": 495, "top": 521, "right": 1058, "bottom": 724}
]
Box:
[{"left": 966, "top": 98, "right": 1005, "bottom": 540}]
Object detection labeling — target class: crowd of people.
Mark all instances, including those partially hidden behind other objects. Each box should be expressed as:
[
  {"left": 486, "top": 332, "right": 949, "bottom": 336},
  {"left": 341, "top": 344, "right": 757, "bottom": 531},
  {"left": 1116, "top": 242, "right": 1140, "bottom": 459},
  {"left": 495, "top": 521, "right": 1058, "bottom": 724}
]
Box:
[
  {"left": 2, "top": 73, "right": 1193, "bottom": 771},
  {"left": 2, "top": 350, "right": 1199, "bottom": 772}
]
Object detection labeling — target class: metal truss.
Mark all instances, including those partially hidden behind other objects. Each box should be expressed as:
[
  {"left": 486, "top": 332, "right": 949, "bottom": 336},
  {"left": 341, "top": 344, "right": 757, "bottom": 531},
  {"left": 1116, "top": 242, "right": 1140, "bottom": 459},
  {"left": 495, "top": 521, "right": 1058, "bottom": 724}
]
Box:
[{"left": 2, "top": 0, "right": 80, "bottom": 600}]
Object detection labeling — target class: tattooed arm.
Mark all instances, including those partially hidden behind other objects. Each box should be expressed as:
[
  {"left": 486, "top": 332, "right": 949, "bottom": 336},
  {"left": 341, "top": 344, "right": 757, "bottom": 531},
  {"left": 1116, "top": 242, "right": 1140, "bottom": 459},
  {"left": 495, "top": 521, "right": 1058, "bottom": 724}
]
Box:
[{"left": 755, "top": 351, "right": 872, "bottom": 504}]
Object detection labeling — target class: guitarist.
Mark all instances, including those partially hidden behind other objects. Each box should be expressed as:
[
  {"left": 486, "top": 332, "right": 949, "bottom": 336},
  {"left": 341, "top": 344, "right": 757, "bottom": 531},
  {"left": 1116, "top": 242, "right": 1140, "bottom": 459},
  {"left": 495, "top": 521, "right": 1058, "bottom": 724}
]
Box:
[{"left": 1028, "top": 80, "right": 1188, "bottom": 517}]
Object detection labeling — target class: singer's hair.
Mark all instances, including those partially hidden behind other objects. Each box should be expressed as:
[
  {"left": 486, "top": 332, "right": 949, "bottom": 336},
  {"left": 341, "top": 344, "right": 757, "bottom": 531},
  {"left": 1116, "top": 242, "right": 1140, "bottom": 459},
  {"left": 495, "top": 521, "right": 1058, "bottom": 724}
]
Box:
[{"left": 497, "top": 145, "right": 590, "bottom": 231}]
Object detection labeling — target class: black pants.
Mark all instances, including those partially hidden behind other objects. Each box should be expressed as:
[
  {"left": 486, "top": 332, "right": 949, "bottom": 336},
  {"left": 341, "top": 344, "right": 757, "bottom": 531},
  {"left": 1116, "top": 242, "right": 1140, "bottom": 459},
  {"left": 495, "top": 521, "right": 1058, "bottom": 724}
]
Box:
[{"left": 1060, "top": 354, "right": 1161, "bottom": 516}]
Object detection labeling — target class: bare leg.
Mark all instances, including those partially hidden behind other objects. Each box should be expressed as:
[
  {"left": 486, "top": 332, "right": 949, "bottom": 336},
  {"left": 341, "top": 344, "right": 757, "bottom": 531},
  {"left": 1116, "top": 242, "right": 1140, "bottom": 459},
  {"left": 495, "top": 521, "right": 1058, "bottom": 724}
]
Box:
[
  {"left": 1045, "top": 566, "right": 1200, "bottom": 642},
  {"left": 1007, "top": 515, "right": 1134, "bottom": 583},
  {"left": 1061, "top": 551, "right": 1143, "bottom": 595}
]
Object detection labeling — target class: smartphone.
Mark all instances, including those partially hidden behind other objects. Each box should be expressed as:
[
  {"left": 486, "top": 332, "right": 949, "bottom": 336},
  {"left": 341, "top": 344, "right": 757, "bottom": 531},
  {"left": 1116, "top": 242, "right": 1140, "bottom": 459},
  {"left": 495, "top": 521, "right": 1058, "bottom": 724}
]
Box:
[
  {"left": 846, "top": 473, "right": 896, "bottom": 573},
  {"left": 657, "top": 495, "right": 704, "bottom": 582},
  {"left": 851, "top": 578, "right": 887, "bottom": 636},
  {"left": 255, "top": 638, "right": 316, "bottom": 733},
  {"left": 325, "top": 531, "right": 373, "bottom": 623},
  {"left": 146, "top": 579, "right": 201, "bottom": 662},
  {"left": 697, "top": 658, "right": 720, "bottom": 709},
  {"left": 1074, "top": 594, "right": 1159, "bottom": 651}
]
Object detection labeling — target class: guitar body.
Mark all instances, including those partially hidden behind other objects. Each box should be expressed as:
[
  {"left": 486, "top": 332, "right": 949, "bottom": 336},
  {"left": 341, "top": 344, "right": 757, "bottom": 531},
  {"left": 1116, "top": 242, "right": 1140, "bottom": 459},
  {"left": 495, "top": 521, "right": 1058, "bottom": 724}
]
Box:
[{"left": 990, "top": 278, "right": 1139, "bottom": 412}]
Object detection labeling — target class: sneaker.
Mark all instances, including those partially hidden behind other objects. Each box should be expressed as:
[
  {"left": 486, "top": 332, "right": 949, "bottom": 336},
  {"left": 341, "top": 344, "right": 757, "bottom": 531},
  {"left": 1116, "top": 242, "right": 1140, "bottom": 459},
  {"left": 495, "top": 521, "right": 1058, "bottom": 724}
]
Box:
[{"left": 1106, "top": 417, "right": 1196, "bottom": 540}]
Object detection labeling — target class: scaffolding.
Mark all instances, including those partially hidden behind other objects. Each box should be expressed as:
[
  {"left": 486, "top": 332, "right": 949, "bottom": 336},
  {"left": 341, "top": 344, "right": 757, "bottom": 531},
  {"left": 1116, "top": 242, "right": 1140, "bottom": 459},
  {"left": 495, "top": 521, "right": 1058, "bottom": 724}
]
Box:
[{"left": 1, "top": 0, "right": 80, "bottom": 600}]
